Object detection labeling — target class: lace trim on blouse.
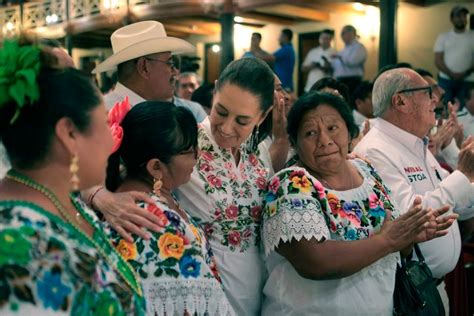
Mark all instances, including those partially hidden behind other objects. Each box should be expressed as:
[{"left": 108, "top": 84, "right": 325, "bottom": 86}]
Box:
[
  {"left": 262, "top": 196, "right": 330, "bottom": 257},
  {"left": 144, "top": 278, "right": 233, "bottom": 315}
]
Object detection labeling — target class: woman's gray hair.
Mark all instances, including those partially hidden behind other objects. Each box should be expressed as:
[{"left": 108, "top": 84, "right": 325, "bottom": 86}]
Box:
[{"left": 372, "top": 68, "right": 414, "bottom": 117}]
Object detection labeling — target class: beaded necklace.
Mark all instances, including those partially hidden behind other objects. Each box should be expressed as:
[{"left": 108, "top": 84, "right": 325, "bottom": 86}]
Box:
[{"left": 5, "top": 169, "right": 143, "bottom": 297}]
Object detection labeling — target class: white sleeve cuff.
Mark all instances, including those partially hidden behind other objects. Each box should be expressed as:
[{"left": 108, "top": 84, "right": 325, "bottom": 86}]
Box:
[{"left": 443, "top": 170, "right": 474, "bottom": 210}]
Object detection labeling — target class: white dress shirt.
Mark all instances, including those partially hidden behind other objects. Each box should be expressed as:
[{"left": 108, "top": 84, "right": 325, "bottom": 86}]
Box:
[
  {"left": 354, "top": 118, "right": 474, "bottom": 278},
  {"left": 302, "top": 46, "right": 336, "bottom": 92},
  {"left": 332, "top": 40, "right": 367, "bottom": 79}
]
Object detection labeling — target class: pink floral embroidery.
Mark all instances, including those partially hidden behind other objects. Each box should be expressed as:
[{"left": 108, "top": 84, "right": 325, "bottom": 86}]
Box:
[
  {"left": 345, "top": 212, "right": 361, "bottom": 227},
  {"left": 207, "top": 175, "right": 222, "bottom": 188},
  {"left": 225, "top": 205, "right": 239, "bottom": 219},
  {"left": 256, "top": 177, "right": 267, "bottom": 190},
  {"left": 228, "top": 231, "right": 241, "bottom": 246},
  {"left": 200, "top": 162, "right": 212, "bottom": 172},
  {"left": 195, "top": 124, "right": 268, "bottom": 252},
  {"left": 369, "top": 193, "right": 383, "bottom": 209},
  {"left": 268, "top": 177, "right": 280, "bottom": 194},
  {"left": 243, "top": 228, "right": 252, "bottom": 238},
  {"left": 256, "top": 167, "right": 267, "bottom": 178},
  {"left": 202, "top": 151, "right": 214, "bottom": 161},
  {"left": 250, "top": 206, "right": 262, "bottom": 220},
  {"left": 313, "top": 180, "right": 326, "bottom": 199},
  {"left": 249, "top": 154, "right": 258, "bottom": 167}
]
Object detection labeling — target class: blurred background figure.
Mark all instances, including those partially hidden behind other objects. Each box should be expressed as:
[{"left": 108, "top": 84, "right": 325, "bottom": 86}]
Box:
[
  {"left": 332, "top": 25, "right": 367, "bottom": 96},
  {"left": 175, "top": 71, "right": 202, "bottom": 100},
  {"left": 243, "top": 32, "right": 273, "bottom": 67},
  {"left": 434, "top": 6, "right": 474, "bottom": 110},
  {"left": 351, "top": 81, "right": 374, "bottom": 129},
  {"left": 301, "top": 29, "right": 335, "bottom": 93}
]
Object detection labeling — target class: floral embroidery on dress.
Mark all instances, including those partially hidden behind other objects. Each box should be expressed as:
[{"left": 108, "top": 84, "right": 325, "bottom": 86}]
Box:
[
  {"left": 0, "top": 201, "right": 145, "bottom": 315},
  {"left": 195, "top": 124, "right": 268, "bottom": 252},
  {"left": 107, "top": 194, "right": 232, "bottom": 316},
  {"left": 263, "top": 159, "right": 398, "bottom": 256}
]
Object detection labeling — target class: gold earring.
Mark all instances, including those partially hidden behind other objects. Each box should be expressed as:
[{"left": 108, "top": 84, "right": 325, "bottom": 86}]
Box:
[
  {"left": 70, "top": 154, "right": 80, "bottom": 191},
  {"left": 153, "top": 176, "right": 163, "bottom": 197}
]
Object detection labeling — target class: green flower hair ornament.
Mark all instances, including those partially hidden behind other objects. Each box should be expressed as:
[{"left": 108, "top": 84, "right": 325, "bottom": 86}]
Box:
[{"left": 0, "top": 39, "right": 41, "bottom": 124}]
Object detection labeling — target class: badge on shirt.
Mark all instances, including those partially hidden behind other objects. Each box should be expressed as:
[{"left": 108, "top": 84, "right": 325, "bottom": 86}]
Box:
[{"left": 404, "top": 166, "right": 428, "bottom": 183}]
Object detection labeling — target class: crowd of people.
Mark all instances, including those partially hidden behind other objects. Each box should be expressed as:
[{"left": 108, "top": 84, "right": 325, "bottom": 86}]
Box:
[{"left": 0, "top": 5, "right": 473, "bottom": 316}]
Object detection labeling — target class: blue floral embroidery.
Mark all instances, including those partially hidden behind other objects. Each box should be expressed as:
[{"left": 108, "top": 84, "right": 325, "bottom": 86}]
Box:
[
  {"left": 37, "top": 271, "right": 71, "bottom": 310},
  {"left": 343, "top": 202, "right": 363, "bottom": 219},
  {"left": 165, "top": 210, "right": 181, "bottom": 228},
  {"left": 291, "top": 198, "right": 303, "bottom": 208},
  {"left": 369, "top": 206, "right": 385, "bottom": 218},
  {"left": 344, "top": 228, "right": 357, "bottom": 241},
  {"left": 265, "top": 192, "right": 277, "bottom": 203},
  {"left": 179, "top": 255, "right": 201, "bottom": 278}
]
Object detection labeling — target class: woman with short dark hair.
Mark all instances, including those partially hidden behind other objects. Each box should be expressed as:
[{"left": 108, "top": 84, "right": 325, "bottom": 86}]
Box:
[{"left": 261, "top": 92, "right": 457, "bottom": 315}]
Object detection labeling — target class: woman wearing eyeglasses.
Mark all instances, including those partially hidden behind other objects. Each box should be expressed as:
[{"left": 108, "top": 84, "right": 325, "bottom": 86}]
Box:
[
  {"left": 94, "top": 58, "right": 276, "bottom": 315},
  {"left": 105, "top": 101, "right": 233, "bottom": 315}
]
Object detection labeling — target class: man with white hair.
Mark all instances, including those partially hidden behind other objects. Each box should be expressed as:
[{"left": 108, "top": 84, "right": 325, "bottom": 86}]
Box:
[
  {"left": 354, "top": 67, "right": 474, "bottom": 312},
  {"left": 93, "top": 21, "right": 206, "bottom": 122}
]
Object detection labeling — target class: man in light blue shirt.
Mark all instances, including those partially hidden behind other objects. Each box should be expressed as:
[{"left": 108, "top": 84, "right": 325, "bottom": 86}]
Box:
[{"left": 332, "top": 25, "right": 367, "bottom": 95}]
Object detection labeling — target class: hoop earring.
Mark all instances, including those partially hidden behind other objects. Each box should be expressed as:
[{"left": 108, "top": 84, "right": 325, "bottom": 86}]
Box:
[
  {"left": 153, "top": 176, "right": 163, "bottom": 197},
  {"left": 70, "top": 154, "right": 80, "bottom": 191}
]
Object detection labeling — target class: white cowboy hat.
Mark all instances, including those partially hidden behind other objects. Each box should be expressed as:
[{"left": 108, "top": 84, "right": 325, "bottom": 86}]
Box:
[{"left": 92, "top": 20, "right": 195, "bottom": 74}]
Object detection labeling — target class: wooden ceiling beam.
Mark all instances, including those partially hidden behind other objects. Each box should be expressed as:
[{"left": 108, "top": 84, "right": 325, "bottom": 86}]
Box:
[
  {"left": 254, "top": 4, "right": 330, "bottom": 22},
  {"left": 236, "top": 12, "right": 295, "bottom": 25},
  {"left": 164, "top": 23, "right": 215, "bottom": 36}
]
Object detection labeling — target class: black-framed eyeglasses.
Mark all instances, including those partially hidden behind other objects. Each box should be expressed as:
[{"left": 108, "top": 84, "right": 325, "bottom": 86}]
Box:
[
  {"left": 397, "top": 86, "right": 433, "bottom": 100},
  {"left": 145, "top": 57, "right": 177, "bottom": 69}
]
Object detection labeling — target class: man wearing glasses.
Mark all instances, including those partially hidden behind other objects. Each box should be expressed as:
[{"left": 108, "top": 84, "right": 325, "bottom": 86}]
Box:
[
  {"left": 93, "top": 21, "right": 206, "bottom": 122},
  {"left": 354, "top": 67, "right": 474, "bottom": 313}
]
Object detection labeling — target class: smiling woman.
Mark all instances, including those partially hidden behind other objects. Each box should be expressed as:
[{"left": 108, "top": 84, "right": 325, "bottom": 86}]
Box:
[{"left": 176, "top": 57, "right": 275, "bottom": 315}]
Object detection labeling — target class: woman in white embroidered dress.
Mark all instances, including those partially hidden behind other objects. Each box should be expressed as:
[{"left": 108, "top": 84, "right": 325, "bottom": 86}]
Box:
[
  {"left": 105, "top": 101, "right": 232, "bottom": 315},
  {"left": 261, "top": 92, "right": 457, "bottom": 315},
  {"left": 176, "top": 58, "right": 275, "bottom": 315}
]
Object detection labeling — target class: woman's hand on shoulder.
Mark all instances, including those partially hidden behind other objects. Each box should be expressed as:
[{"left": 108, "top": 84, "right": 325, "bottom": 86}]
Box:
[{"left": 92, "top": 189, "right": 163, "bottom": 242}]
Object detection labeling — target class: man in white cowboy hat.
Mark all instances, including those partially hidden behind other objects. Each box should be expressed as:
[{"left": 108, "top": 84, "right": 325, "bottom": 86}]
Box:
[{"left": 93, "top": 20, "right": 207, "bottom": 122}]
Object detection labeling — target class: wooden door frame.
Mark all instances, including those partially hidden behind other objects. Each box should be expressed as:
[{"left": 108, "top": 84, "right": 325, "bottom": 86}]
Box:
[{"left": 204, "top": 42, "right": 221, "bottom": 85}]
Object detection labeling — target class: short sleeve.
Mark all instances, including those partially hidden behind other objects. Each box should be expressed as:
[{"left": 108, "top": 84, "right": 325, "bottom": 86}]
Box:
[
  {"left": 433, "top": 33, "right": 446, "bottom": 53},
  {"left": 262, "top": 168, "right": 330, "bottom": 256},
  {"left": 273, "top": 46, "right": 287, "bottom": 60}
]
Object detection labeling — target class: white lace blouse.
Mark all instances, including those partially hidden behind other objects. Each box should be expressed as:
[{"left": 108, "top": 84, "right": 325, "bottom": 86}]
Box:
[{"left": 261, "top": 159, "right": 400, "bottom": 315}]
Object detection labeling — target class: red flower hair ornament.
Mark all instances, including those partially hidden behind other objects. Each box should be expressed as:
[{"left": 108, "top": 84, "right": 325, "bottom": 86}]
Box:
[{"left": 108, "top": 96, "right": 131, "bottom": 153}]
